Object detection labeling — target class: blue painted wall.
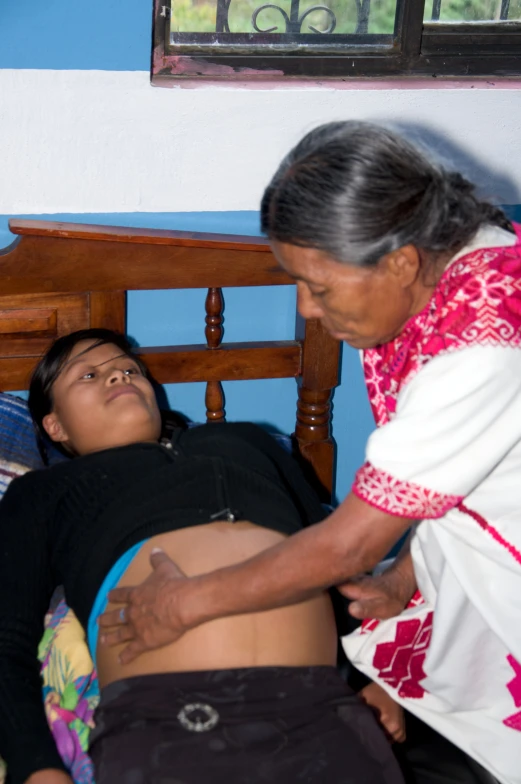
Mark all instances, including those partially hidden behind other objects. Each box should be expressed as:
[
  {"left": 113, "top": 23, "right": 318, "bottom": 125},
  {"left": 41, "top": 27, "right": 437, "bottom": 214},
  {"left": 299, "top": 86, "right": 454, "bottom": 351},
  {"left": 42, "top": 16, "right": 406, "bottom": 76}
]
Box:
[{"left": 0, "top": 0, "right": 150, "bottom": 71}]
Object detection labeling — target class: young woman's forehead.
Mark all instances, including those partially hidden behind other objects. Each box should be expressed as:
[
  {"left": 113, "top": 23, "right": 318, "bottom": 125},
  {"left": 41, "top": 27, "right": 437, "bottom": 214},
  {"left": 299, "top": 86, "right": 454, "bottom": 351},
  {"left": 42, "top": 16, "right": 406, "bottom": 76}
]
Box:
[{"left": 65, "top": 341, "right": 130, "bottom": 365}]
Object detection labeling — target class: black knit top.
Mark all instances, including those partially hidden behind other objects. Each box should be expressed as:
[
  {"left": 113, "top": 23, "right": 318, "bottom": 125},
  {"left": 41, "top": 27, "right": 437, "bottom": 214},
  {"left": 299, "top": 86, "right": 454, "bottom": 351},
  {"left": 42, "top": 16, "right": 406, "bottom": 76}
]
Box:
[{"left": 0, "top": 422, "right": 326, "bottom": 783}]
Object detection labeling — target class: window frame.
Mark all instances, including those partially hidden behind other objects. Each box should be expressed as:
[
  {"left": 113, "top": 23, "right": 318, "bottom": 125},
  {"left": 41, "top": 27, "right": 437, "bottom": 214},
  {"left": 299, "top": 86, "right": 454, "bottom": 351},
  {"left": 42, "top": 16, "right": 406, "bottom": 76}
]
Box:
[{"left": 151, "top": 0, "right": 521, "bottom": 82}]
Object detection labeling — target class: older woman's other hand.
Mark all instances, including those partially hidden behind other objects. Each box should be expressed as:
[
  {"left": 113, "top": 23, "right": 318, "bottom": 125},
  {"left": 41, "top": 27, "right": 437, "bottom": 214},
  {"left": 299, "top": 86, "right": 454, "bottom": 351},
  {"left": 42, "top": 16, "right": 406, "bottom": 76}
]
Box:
[
  {"left": 98, "top": 549, "right": 189, "bottom": 664},
  {"left": 339, "top": 553, "right": 417, "bottom": 621},
  {"left": 359, "top": 682, "right": 406, "bottom": 743}
]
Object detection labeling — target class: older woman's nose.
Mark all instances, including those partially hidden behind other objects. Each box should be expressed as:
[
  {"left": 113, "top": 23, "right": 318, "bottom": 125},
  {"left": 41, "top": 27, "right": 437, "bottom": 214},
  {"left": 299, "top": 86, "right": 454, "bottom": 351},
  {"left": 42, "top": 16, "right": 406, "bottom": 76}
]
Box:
[{"left": 296, "top": 283, "right": 324, "bottom": 320}]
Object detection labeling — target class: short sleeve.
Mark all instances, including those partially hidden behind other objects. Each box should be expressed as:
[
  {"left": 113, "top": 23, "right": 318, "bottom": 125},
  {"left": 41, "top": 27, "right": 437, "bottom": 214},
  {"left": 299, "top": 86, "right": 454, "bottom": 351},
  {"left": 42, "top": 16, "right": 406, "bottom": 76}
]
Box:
[{"left": 352, "top": 346, "right": 521, "bottom": 519}]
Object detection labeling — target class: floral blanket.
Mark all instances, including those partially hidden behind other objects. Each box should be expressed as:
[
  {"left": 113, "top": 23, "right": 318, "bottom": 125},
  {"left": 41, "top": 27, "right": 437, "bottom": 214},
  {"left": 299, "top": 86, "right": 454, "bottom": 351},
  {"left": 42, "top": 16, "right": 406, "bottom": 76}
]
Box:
[
  {"left": 0, "top": 595, "right": 98, "bottom": 784},
  {"left": 38, "top": 599, "right": 99, "bottom": 783}
]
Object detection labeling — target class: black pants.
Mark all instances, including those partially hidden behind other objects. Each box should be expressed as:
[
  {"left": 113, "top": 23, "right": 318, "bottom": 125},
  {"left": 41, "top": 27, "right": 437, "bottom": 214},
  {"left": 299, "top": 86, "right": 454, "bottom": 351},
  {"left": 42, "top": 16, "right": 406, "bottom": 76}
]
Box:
[
  {"left": 89, "top": 667, "right": 405, "bottom": 784},
  {"left": 394, "top": 711, "right": 500, "bottom": 784}
]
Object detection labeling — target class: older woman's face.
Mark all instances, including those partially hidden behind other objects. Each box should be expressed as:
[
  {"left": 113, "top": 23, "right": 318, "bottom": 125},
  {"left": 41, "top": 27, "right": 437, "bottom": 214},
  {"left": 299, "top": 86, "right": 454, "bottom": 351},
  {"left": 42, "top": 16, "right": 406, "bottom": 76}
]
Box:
[{"left": 272, "top": 241, "right": 424, "bottom": 349}]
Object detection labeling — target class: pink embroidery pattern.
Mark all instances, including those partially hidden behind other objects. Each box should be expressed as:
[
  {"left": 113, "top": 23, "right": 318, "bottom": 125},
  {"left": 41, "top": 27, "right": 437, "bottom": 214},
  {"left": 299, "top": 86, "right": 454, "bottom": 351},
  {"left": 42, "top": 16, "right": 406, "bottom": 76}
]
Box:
[
  {"left": 363, "top": 230, "right": 521, "bottom": 427},
  {"left": 353, "top": 462, "right": 463, "bottom": 519},
  {"left": 503, "top": 655, "right": 521, "bottom": 731},
  {"left": 373, "top": 612, "right": 433, "bottom": 699},
  {"left": 361, "top": 618, "right": 380, "bottom": 635},
  {"left": 459, "top": 504, "right": 521, "bottom": 567},
  {"left": 408, "top": 590, "right": 426, "bottom": 609}
]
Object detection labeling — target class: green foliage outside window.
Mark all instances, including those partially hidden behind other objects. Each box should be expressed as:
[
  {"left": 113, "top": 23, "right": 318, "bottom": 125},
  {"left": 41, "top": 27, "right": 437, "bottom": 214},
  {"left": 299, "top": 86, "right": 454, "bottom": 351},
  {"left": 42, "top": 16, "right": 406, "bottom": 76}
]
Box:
[{"left": 170, "top": 0, "right": 521, "bottom": 35}]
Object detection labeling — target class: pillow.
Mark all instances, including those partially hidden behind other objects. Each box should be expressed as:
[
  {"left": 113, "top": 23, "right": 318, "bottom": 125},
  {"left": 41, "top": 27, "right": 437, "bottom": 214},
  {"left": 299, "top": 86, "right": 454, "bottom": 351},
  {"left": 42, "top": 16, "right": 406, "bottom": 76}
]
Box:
[{"left": 0, "top": 393, "right": 45, "bottom": 469}]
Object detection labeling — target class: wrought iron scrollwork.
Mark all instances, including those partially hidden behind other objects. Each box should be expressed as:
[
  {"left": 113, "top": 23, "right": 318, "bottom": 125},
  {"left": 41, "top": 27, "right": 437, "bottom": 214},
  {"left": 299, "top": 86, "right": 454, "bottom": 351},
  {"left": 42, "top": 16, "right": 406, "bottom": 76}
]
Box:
[
  {"left": 216, "top": 0, "right": 233, "bottom": 33},
  {"left": 252, "top": 1, "right": 336, "bottom": 34}
]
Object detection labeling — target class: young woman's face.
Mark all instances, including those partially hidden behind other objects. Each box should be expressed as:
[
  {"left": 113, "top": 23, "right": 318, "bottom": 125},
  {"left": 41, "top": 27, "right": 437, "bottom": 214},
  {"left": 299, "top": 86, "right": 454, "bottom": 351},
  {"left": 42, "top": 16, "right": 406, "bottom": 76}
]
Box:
[{"left": 43, "top": 340, "right": 162, "bottom": 456}]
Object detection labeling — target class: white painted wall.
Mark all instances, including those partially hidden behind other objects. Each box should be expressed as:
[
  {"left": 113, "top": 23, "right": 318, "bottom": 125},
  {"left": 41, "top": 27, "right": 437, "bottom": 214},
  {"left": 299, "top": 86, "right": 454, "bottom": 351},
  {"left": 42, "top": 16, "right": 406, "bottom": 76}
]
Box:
[{"left": 1, "top": 69, "right": 520, "bottom": 214}]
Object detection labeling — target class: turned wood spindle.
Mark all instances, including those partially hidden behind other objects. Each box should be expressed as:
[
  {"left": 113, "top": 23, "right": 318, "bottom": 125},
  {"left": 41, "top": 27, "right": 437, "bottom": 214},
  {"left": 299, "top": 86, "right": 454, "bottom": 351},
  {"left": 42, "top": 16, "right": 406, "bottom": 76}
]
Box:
[
  {"left": 205, "top": 287, "right": 225, "bottom": 422},
  {"left": 293, "top": 316, "right": 340, "bottom": 501},
  {"left": 295, "top": 386, "right": 332, "bottom": 443}
]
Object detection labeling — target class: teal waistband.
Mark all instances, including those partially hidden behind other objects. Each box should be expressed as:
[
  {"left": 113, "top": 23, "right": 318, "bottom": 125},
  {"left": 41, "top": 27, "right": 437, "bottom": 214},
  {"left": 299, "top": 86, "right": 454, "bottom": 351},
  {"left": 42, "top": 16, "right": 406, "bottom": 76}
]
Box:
[{"left": 87, "top": 539, "right": 148, "bottom": 666}]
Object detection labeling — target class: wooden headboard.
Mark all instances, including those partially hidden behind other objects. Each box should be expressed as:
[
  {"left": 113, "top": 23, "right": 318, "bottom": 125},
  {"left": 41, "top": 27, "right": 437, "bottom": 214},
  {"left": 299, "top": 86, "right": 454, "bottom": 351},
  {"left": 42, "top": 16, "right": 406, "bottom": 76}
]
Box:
[{"left": 0, "top": 220, "right": 341, "bottom": 498}]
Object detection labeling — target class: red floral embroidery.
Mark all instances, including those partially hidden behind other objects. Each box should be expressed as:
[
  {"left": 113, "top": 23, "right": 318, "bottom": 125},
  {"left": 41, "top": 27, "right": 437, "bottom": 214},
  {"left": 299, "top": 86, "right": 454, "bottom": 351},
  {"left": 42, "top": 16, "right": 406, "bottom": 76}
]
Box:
[
  {"left": 363, "top": 228, "right": 521, "bottom": 426},
  {"left": 373, "top": 612, "right": 433, "bottom": 698},
  {"left": 353, "top": 462, "right": 463, "bottom": 519},
  {"left": 503, "top": 655, "right": 521, "bottom": 731}
]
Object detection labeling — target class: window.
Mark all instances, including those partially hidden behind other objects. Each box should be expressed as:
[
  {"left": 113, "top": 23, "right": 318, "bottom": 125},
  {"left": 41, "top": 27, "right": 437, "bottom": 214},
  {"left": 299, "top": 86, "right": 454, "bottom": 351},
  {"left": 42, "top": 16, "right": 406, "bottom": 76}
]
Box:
[{"left": 152, "top": 0, "right": 521, "bottom": 81}]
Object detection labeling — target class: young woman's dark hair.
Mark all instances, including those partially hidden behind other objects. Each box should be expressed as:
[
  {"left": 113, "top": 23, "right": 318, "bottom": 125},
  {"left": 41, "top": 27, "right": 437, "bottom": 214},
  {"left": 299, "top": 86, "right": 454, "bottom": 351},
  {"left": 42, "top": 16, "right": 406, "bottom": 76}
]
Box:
[
  {"left": 28, "top": 329, "right": 149, "bottom": 462},
  {"left": 261, "top": 121, "right": 513, "bottom": 269}
]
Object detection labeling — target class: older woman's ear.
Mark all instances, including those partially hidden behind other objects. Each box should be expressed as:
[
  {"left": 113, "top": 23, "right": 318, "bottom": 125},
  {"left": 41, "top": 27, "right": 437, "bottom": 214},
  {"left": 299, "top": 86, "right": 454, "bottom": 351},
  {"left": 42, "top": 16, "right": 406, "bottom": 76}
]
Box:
[{"left": 382, "top": 245, "right": 422, "bottom": 288}]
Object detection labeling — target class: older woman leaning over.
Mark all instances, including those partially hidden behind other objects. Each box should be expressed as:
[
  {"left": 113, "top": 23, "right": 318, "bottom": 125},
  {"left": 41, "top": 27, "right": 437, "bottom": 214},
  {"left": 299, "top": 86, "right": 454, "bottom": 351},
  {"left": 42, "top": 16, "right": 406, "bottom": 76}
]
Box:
[{"left": 101, "top": 122, "right": 521, "bottom": 784}]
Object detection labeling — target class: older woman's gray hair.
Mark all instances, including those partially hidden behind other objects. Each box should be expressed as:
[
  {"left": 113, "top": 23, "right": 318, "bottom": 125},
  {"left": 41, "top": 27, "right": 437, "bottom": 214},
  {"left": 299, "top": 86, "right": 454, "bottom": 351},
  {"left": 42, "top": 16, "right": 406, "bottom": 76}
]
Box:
[{"left": 261, "top": 121, "right": 512, "bottom": 268}]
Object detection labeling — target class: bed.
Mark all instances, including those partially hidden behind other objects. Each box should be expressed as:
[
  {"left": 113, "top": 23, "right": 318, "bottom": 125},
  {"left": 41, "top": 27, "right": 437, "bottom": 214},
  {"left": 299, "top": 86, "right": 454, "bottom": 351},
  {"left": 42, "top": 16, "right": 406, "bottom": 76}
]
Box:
[
  {"left": 0, "top": 218, "right": 342, "bottom": 782},
  {"left": 0, "top": 218, "right": 341, "bottom": 497}
]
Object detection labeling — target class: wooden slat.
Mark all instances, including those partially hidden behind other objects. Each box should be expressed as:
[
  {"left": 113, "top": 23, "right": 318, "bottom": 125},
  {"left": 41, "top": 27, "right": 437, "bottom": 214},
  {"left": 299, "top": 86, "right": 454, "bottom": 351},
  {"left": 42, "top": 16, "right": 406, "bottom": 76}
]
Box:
[
  {"left": 0, "top": 342, "right": 302, "bottom": 392},
  {"left": 139, "top": 342, "right": 302, "bottom": 384},
  {"left": 0, "top": 235, "right": 291, "bottom": 294}
]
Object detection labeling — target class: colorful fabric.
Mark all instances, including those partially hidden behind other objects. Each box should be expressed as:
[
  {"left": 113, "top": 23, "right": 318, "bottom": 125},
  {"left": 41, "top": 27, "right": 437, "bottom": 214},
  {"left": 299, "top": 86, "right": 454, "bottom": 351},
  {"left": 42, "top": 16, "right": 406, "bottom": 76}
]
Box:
[
  {"left": 344, "top": 225, "right": 521, "bottom": 784},
  {"left": 39, "top": 600, "right": 98, "bottom": 784}
]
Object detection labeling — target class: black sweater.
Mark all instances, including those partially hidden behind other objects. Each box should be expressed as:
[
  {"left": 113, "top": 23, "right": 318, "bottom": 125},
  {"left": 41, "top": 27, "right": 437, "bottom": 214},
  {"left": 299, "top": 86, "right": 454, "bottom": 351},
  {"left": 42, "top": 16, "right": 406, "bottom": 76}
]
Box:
[{"left": 0, "top": 422, "right": 326, "bottom": 783}]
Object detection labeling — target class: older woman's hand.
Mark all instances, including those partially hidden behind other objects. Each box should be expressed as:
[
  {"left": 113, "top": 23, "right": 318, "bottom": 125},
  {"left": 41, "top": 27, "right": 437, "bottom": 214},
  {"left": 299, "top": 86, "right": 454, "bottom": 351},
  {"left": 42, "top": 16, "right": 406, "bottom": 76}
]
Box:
[
  {"left": 98, "top": 549, "right": 189, "bottom": 664},
  {"left": 339, "top": 550, "right": 417, "bottom": 620}
]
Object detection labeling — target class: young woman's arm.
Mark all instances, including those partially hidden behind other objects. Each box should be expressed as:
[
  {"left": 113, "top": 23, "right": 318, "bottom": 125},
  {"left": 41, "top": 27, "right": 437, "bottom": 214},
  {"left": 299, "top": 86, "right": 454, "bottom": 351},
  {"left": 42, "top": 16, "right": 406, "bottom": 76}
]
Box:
[{"left": 0, "top": 473, "right": 67, "bottom": 784}]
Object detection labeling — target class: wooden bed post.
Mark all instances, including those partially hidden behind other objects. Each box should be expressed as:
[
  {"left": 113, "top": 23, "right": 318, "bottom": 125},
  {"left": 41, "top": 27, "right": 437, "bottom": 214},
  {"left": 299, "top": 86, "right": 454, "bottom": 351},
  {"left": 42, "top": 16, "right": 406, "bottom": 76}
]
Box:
[
  {"left": 294, "top": 315, "right": 341, "bottom": 501},
  {"left": 204, "top": 287, "right": 226, "bottom": 422},
  {"left": 89, "top": 291, "right": 126, "bottom": 333}
]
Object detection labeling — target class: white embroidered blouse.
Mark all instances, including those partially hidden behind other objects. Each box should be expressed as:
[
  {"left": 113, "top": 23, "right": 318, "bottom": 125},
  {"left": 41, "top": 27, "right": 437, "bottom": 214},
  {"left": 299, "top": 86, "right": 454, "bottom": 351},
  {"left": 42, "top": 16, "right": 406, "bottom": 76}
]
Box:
[{"left": 343, "top": 224, "right": 521, "bottom": 784}]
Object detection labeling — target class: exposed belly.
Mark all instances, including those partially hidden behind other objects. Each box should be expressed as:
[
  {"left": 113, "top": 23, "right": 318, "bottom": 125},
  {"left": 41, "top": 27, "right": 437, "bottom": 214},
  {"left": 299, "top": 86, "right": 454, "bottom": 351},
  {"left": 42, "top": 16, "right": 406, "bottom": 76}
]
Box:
[{"left": 97, "top": 521, "right": 338, "bottom": 688}]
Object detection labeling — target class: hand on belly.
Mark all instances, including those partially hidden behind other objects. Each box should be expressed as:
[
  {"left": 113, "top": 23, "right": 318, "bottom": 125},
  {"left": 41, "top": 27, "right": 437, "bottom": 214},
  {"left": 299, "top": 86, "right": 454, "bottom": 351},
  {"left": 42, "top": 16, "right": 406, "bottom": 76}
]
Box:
[{"left": 97, "top": 521, "right": 338, "bottom": 687}]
